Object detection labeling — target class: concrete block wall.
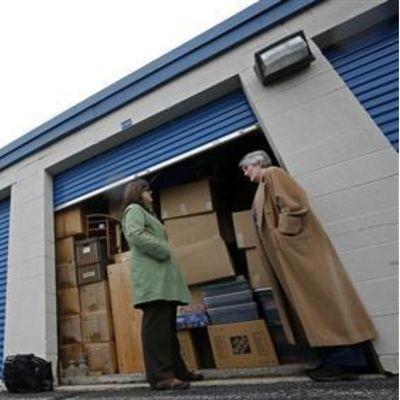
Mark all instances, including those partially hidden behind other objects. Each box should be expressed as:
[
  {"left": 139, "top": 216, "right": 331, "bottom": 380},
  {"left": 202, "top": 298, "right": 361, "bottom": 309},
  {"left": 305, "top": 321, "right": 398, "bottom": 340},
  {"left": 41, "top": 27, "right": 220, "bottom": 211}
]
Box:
[
  {"left": 240, "top": 38, "right": 398, "bottom": 371},
  {"left": 4, "top": 166, "right": 57, "bottom": 373}
]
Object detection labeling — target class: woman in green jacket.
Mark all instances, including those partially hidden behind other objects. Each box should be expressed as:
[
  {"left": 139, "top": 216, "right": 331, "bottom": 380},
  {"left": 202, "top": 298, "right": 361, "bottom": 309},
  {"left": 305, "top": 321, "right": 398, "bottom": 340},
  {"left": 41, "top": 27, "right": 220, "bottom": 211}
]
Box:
[{"left": 122, "top": 178, "right": 202, "bottom": 390}]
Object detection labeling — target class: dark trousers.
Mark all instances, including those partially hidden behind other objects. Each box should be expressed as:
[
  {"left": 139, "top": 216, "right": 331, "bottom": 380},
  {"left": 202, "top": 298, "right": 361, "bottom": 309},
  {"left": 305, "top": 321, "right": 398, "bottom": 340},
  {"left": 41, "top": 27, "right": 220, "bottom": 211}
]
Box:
[
  {"left": 317, "top": 342, "right": 370, "bottom": 369},
  {"left": 140, "top": 301, "right": 190, "bottom": 387}
]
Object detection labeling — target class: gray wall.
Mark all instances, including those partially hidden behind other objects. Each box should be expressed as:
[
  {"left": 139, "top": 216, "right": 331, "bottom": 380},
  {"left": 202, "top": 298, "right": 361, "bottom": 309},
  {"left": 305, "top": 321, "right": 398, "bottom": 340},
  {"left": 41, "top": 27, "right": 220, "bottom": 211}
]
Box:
[{"left": 0, "top": 0, "right": 396, "bottom": 374}]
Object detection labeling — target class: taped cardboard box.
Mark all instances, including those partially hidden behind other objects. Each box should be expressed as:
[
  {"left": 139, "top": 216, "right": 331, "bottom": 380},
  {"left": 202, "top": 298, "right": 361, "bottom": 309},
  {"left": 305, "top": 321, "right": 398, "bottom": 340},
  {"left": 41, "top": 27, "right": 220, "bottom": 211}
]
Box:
[
  {"left": 59, "top": 315, "right": 82, "bottom": 344},
  {"left": 173, "top": 237, "right": 235, "bottom": 285},
  {"left": 57, "top": 287, "right": 80, "bottom": 316},
  {"left": 232, "top": 210, "right": 258, "bottom": 249},
  {"left": 165, "top": 212, "right": 234, "bottom": 247},
  {"left": 84, "top": 342, "right": 117, "bottom": 375},
  {"left": 56, "top": 262, "right": 78, "bottom": 288},
  {"left": 81, "top": 310, "right": 114, "bottom": 343},
  {"left": 113, "top": 251, "right": 131, "bottom": 264},
  {"left": 207, "top": 320, "right": 278, "bottom": 369},
  {"left": 80, "top": 281, "right": 111, "bottom": 313},
  {"left": 60, "top": 343, "right": 84, "bottom": 369},
  {"left": 107, "top": 262, "right": 145, "bottom": 373},
  {"left": 55, "top": 207, "right": 85, "bottom": 239},
  {"left": 56, "top": 237, "right": 76, "bottom": 264},
  {"left": 178, "top": 330, "right": 199, "bottom": 371},
  {"left": 160, "top": 179, "right": 214, "bottom": 220},
  {"left": 245, "top": 248, "right": 271, "bottom": 289}
]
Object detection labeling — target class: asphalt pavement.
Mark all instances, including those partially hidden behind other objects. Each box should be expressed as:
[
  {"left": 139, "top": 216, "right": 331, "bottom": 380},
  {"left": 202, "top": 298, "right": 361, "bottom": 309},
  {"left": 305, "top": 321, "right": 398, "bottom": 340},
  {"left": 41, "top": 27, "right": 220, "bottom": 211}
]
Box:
[{"left": 0, "top": 376, "right": 397, "bottom": 400}]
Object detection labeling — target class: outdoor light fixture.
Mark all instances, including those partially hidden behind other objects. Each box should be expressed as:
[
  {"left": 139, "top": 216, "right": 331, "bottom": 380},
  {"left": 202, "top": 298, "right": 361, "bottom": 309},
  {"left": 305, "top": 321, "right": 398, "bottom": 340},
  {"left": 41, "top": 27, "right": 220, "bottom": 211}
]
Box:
[{"left": 254, "top": 31, "right": 315, "bottom": 85}]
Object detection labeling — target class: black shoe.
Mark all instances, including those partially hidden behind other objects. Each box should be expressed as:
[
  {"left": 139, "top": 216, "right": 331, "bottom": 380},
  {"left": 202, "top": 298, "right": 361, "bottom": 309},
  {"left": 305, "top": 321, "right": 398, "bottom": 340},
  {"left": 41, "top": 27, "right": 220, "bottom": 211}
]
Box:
[
  {"left": 307, "top": 365, "right": 359, "bottom": 382},
  {"left": 178, "top": 372, "right": 204, "bottom": 382}
]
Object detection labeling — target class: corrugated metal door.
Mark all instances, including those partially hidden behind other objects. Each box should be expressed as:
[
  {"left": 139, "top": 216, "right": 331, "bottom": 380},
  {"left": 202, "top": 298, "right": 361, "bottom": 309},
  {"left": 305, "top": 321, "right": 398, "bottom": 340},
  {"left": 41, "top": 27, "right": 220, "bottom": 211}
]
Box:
[
  {"left": 324, "top": 18, "right": 399, "bottom": 150},
  {"left": 54, "top": 90, "right": 257, "bottom": 209},
  {"left": 0, "top": 198, "right": 10, "bottom": 376}
]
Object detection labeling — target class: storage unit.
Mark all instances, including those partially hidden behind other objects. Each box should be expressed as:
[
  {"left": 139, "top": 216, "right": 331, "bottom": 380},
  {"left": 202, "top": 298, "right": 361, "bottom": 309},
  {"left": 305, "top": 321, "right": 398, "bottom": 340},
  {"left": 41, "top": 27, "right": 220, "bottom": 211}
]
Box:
[{"left": 0, "top": 0, "right": 397, "bottom": 380}]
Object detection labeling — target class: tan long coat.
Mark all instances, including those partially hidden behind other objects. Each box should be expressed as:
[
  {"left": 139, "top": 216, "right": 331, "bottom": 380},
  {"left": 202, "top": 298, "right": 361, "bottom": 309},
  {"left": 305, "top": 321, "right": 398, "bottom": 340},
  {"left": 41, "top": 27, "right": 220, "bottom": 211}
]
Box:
[{"left": 253, "top": 166, "right": 377, "bottom": 347}]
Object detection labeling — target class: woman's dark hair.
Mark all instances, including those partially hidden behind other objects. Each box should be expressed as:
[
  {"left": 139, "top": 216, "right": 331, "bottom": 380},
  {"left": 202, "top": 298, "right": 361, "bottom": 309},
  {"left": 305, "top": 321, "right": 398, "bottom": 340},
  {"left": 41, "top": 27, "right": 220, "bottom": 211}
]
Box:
[{"left": 122, "top": 178, "right": 150, "bottom": 212}]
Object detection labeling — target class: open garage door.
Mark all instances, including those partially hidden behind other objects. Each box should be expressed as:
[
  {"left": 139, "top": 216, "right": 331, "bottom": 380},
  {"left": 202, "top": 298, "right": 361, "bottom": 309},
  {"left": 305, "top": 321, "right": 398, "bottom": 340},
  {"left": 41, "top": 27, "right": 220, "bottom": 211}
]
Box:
[{"left": 54, "top": 91, "right": 258, "bottom": 210}]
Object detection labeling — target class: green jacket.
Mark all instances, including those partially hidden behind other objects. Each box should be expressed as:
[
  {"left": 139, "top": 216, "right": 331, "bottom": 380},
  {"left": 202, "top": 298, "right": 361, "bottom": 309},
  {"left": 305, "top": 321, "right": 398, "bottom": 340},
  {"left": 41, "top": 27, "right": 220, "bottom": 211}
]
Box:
[{"left": 122, "top": 203, "right": 191, "bottom": 307}]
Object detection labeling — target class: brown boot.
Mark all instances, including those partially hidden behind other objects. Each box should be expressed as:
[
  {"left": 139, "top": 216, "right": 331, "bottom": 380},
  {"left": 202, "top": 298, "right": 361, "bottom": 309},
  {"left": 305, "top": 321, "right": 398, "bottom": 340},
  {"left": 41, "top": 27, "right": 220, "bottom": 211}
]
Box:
[
  {"left": 154, "top": 377, "right": 190, "bottom": 390},
  {"left": 178, "top": 372, "right": 204, "bottom": 382}
]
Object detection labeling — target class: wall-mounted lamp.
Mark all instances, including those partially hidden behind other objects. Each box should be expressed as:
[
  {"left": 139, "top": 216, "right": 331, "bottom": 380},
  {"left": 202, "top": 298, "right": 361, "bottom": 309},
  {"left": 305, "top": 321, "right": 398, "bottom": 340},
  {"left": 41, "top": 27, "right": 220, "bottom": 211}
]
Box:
[{"left": 254, "top": 31, "right": 315, "bottom": 85}]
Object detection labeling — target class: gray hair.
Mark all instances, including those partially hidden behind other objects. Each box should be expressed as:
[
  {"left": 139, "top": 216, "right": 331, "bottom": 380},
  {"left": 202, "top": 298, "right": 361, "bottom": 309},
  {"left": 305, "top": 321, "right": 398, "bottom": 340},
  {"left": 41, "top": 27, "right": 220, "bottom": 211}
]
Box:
[{"left": 239, "top": 150, "right": 272, "bottom": 168}]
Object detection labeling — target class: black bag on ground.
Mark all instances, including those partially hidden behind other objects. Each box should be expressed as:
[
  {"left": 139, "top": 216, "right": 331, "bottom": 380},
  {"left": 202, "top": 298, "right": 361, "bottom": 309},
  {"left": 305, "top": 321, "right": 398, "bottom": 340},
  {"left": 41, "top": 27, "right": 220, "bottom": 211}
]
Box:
[{"left": 3, "top": 354, "right": 54, "bottom": 393}]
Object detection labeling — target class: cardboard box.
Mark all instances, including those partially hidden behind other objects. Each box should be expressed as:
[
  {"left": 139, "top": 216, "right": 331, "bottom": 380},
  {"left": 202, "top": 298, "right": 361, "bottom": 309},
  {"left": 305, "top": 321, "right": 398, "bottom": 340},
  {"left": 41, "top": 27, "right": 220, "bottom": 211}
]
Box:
[
  {"left": 107, "top": 262, "right": 145, "bottom": 373},
  {"left": 57, "top": 287, "right": 80, "bottom": 316},
  {"left": 60, "top": 343, "right": 84, "bottom": 368},
  {"left": 76, "top": 238, "right": 107, "bottom": 267},
  {"left": 160, "top": 179, "right": 214, "bottom": 220},
  {"left": 113, "top": 251, "right": 131, "bottom": 264},
  {"left": 56, "top": 262, "right": 78, "bottom": 288},
  {"left": 245, "top": 248, "right": 271, "bottom": 289},
  {"left": 81, "top": 310, "right": 114, "bottom": 343},
  {"left": 178, "top": 286, "right": 206, "bottom": 315},
  {"left": 80, "top": 282, "right": 110, "bottom": 313},
  {"left": 77, "top": 263, "right": 107, "bottom": 286},
  {"left": 59, "top": 315, "right": 82, "bottom": 344},
  {"left": 165, "top": 212, "right": 234, "bottom": 247},
  {"left": 232, "top": 210, "right": 258, "bottom": 249},
  {"left": 178, "top": 330, "right": 199, "bottom": 371},
  {"left": 189, "top": 285, "right": 205, "bottom": 305},
  {"left": 55, "top": 207, "right": 85, "bottom": 239},
  {"left": 56, "top": 237, "right": 76, "bottom": 264},
  {"left": 173, "top": 237, "right": 235, "bottom": 285},
  {"left": 84, "top": 342, "right": 117, "bottom": 374},
  {"left": 207, "top": 320, "right": 278, "bottom": 369}
]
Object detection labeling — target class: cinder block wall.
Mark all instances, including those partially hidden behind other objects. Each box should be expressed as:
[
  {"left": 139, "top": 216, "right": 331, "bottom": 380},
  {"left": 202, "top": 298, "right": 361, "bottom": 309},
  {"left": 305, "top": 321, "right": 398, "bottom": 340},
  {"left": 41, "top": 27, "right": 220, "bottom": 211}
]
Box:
[{"left": 240, "top": 38, "right": 398, "bottom": 372}]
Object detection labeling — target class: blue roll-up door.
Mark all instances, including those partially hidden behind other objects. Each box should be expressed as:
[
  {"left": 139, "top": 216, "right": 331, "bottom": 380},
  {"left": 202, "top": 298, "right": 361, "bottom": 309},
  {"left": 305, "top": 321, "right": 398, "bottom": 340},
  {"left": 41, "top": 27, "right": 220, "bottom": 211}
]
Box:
[
  {"left": 54, "top": 90, "right": 257, "bottom": 209},
  {"left": 0, "top": 198, "right": 10, "bottom": 377},
  {"left": 324, "top": 18, "right": 399, "bottom": 151}
]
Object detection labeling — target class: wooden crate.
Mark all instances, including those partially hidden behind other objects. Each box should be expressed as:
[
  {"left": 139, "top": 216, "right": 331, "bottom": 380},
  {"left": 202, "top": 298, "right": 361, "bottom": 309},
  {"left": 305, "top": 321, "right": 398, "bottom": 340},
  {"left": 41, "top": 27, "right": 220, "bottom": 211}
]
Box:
[{"left": 107, "top": 262, "right": 145, "bottom": 373}]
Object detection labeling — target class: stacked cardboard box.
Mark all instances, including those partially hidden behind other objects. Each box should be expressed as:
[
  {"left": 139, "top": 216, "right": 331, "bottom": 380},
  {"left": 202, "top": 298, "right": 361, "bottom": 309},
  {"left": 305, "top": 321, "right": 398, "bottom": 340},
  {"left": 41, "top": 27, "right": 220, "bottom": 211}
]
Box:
[
  {"left": 107, "top": 256, "right": 145, "bottom": 374},
  {"left": 232, "top": 210, "right": 271, "bottom": 289},
  {"left": 55, "top": 207, "right": 85, "bottom": 370},
  {"left": 80, "top": 281, "right": 117, "bottom": 374},
  {"left": 208, "top": 320, "right": 278, "bottom": 368},
  {"left": 75, "top": 238, "right": 108, "bottom": 286},
  {"left": 161, "top": 179, "right": 235, "bottom": 285},
  {"left": 75, "top": 239, "right": 117, "bottom": 375}
]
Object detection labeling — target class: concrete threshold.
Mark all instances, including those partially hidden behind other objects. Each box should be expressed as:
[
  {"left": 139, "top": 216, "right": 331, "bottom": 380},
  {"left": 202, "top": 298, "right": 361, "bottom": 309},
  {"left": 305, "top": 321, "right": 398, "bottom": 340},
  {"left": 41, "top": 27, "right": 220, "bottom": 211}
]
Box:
[
  {"left": 59, "top": 362, "right": 315, "bottom": 386},
  {"left": 55, "top": 374, "right": 387, "bottom": 393}
]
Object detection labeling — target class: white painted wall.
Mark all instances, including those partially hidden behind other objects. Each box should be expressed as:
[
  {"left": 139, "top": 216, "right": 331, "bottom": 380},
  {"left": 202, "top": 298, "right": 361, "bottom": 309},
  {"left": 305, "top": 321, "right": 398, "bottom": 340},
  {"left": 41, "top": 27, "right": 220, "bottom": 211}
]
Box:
[{"left": 1, "top": 0, "right": 396, "bottom": 374}]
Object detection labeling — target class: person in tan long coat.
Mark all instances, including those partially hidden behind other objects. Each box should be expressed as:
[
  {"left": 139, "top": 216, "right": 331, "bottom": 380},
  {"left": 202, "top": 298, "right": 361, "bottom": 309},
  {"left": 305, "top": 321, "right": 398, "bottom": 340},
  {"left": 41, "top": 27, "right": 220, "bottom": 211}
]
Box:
[{"left": 239, "top": 150, "right": 377, "bottom": 381}]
